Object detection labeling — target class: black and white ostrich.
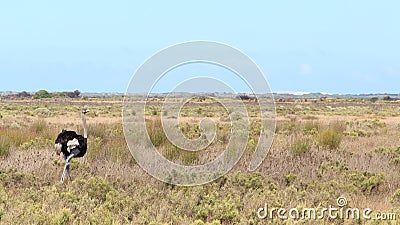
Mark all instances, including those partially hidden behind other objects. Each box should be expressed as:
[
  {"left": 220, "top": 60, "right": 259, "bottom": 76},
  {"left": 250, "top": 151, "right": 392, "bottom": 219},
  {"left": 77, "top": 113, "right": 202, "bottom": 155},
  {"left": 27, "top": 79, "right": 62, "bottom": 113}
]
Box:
[{"left": 54, "top": 108, "right": 89, "bottom": 183}]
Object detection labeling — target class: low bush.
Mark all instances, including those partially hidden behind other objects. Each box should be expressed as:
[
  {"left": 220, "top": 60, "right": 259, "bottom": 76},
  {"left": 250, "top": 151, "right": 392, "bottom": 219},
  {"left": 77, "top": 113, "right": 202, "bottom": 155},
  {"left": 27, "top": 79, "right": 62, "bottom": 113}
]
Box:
[
  {"left": 303, "top": 121, "right": 320, "bottom": 135},
  {"left": 317, "top": 122, "right": 345, "bottom": 150},
  {"left": 289, "top": 136, "right": 312, "bottom": 155},
  {"left": 34, "top": 90, "right": 51, "bottom": 99}
]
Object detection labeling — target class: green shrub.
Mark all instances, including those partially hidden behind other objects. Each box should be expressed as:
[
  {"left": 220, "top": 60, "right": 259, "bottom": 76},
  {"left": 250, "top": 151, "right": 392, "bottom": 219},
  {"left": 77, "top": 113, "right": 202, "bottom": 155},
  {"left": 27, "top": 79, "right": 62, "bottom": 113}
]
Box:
[
  {"left": 179, "top": 122, "right": 201, "bottom": 140},
  {"left": 20, "top": 137, "right": 52, "bottom": 150},
  {"left": 317, "top": 123, "right": 344, "bottom": 150},
  {"left": 34, "top": 90, "right": 51, "bottom": 99},
  {"left": 284, "top": 173, "right": 297, "bottom": 186},
  {"left": 289, "top": 136, "right": 312, "bottom": 155},
  {"left": 33, "top": 108, "right": 52, "bottom": 117},
  {"left": 349, "top": 171, "right": 385, "bottom": 194},
  {"left": 373, "top": 146, "right": 400, "bottom": 165},
  {"left": 230, "top": 172, "right": 267, "bottom": 190},
  {"left": 303, "top": 121, "right": 320, "bottom": 135},
  {"left": 347, "top": 129, "right": 369, "bottom": 137}
]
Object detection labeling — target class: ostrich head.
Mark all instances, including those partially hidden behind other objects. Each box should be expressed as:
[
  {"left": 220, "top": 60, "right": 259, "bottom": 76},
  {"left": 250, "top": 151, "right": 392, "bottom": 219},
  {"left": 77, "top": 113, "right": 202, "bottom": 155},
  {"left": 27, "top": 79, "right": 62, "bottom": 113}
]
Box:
[
  {"left": 54, "top": 143, "right": 62, "bottom": 154},
  {"left": 82, "top": 108, "right": 89, "bottom": 114},
  {"left": 54, "top": 129, "right": 67, "bottom": 154}
]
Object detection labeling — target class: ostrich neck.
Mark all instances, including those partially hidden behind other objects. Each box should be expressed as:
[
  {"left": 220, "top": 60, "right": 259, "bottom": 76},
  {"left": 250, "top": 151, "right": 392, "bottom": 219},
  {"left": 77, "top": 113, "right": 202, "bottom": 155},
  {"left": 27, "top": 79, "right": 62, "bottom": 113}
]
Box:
[{"left": 82, "top": 113, "right": 88, "bottom": 138}]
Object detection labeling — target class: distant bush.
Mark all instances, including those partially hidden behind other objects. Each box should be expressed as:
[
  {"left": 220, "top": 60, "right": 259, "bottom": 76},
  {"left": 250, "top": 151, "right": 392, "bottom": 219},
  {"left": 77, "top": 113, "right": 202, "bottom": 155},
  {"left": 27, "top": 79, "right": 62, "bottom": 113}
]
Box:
[
  {"left": 370, "top": 97, "right": 379, "bottom": 102},
  {"left": 33, "top": 108, "right": 52, "bottom": 118},
  {"left": 317, "top": 122, "right": 345, "bottom": 150},
  {"left": 383, "top": 95, "right": 392, "bottom": 101},
  {"left": 34, "top": 90, "right": 52, "bottom": 99},
  {"left": 63, "top": 90, "right": 81, "bottom": 98},
  {"left": 289, "top": 136, "right": 312, "bottom": 155}
]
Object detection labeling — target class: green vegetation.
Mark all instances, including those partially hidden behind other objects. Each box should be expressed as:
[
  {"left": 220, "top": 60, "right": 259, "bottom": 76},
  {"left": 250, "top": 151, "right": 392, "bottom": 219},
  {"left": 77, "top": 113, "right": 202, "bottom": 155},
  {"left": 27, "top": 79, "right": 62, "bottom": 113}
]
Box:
[
  {"left": 34, "top": 89, "right": 52, "bottom": 99},
  {"left": 289, "top": 136, "right": 312, "bottom": 155},
  {"left": 317, "top": 122, "right": 345, "bottom": 150},
  {"left": 0, "top": 97, "right": 400, "bottom": 224}
]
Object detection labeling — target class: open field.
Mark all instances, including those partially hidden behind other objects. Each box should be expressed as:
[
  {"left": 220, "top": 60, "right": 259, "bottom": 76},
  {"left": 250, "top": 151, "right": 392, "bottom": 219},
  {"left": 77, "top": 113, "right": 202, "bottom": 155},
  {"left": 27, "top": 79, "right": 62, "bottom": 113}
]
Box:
[{"left": 1, "top": 97, "right": 400, "bottom": 224}]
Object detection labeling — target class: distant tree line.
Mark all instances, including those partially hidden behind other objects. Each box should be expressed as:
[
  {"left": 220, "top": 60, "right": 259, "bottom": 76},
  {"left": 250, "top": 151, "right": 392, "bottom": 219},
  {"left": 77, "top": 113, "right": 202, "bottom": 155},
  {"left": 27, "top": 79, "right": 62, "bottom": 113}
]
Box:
[
  {"left": 370, "top": 96, "right": 399, "bottom": 102},
  {"left": 237, "top": 94, "right": 257, "bottom": 102},
  {"left": 53, "top": 90, "right": 81, "bottom": 98},
  {"left": 3, "top": 90, "right": 81, "bottom": 99}
]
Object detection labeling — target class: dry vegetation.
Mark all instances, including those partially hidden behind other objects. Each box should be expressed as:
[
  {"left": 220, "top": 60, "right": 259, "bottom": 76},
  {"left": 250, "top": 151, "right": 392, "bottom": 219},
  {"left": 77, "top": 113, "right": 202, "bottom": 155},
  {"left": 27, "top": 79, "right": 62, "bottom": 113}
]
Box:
[{"left": 1, "top": 97, "right": 400, "bottom": 224}]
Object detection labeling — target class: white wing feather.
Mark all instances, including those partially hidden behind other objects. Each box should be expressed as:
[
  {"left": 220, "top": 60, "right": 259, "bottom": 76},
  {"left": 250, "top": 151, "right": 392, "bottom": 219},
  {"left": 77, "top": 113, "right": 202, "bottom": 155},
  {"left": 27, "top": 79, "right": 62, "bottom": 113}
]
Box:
[{"left": 67, "top": 138, "right": 79, "bottom": 151}]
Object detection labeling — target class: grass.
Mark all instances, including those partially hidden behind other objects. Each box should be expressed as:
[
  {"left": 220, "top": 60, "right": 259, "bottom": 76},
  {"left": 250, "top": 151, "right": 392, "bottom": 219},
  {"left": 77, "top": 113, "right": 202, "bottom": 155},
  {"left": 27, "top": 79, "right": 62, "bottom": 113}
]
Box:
[
  {"left": 317, "top": 122, "right": 345, "bottom": 150},
  {"left": 0, "top": 121, "right": 54, "bottom": 157},
  {"left": 0, "top": 136, "right": 11, "bottom": 158},
  {"left": 1, "top": 97, "right": 400, "bottom": 224},
  {"left": 146, "top": 118, "right": 168, "bottom": 147},
  {"left": 289, "top": 136, "right": 312, "bottom": 155}
]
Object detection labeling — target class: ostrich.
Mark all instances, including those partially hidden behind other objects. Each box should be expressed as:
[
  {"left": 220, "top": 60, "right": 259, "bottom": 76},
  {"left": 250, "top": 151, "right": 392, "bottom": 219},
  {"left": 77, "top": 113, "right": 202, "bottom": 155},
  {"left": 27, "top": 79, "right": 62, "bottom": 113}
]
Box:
[{"left": 54, "top": 108, "right": 89, "bottom": 183}]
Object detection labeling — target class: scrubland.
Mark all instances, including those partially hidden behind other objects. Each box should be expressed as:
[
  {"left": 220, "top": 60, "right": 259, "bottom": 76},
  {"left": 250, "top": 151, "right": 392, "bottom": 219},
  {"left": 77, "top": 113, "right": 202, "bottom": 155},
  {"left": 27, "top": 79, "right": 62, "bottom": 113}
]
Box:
[{"left": 1, "top": 97, "right": 400, "bottom": 224}]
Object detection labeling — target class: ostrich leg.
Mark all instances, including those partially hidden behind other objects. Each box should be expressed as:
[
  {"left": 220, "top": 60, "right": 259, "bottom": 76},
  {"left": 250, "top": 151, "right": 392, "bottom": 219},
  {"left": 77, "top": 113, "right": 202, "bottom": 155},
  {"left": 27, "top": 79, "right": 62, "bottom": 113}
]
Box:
[
  {"left": 61, "top": 154, "right": 74, "bottom": 183},
  {"left": 61, "top": 156, "right": 69, "bottom": 183}
]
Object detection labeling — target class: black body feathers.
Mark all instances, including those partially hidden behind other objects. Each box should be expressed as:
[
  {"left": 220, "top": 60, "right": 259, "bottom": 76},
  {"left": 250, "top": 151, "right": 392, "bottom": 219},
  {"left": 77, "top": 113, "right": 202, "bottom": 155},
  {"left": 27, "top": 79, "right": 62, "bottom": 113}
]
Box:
[{"left": 55, "top": 129, "right": 87, "bottom": 157}]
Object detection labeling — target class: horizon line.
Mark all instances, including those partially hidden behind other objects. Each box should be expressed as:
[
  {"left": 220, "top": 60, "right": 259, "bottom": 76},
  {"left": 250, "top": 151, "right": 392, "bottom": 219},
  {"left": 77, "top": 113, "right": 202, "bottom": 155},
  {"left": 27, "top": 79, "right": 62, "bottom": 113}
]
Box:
[{"left": 1, "top": 90, "right": 399, "bottom": 96}]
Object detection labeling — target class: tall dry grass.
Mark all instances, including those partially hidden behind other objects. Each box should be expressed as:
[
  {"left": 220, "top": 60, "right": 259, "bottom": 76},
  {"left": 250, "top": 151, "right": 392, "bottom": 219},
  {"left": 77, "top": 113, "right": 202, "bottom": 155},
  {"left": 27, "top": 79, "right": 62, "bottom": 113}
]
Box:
[{"left": 1, "top": 99, "right": 400, "bottom": 224}]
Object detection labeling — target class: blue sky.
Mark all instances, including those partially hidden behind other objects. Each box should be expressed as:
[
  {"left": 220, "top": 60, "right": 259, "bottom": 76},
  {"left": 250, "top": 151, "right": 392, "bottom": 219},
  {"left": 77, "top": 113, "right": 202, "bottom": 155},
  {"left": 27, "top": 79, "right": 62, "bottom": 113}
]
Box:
[{"left": 0, "top": 1, "right": 399, "bottom": 94}]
